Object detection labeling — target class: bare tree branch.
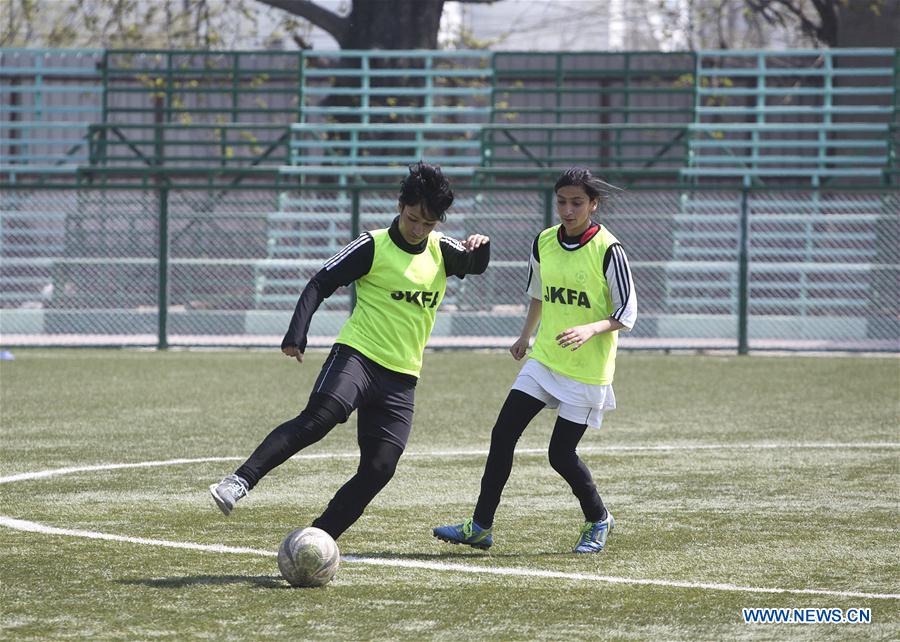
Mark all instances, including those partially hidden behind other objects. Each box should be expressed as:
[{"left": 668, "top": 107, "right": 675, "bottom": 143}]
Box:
[
  {"left": 255, "top": 0, "right": 350, "bottom": 45},
  {"left": 745, "top": 0, "right": 839, "bottom": 46},
  {"left": 255, "top": 0, "right": 500, "bottom": 48}
]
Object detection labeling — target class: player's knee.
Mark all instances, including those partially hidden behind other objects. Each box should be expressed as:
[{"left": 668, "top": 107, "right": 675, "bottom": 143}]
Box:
[
  {"left": 298, "top": 393, "right": 348, "bottom": 434},
  {"left": 363, "top": 455, "right": 399, "bottom": 485},
  {"left": 547, "top": 445, "right": 577, "bottom": 474},
  {"left": 490, "top": 416, "right": 526, "bottom": 447},
  {"left": 357, "top": 436, "right": 403, "bottom": 486}
]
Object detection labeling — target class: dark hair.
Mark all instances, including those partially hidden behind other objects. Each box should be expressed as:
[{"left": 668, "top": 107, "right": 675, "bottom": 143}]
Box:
[
  {"left": 554, "top": 167, "right": 612, "bottom": 202},
  {"left": 399, "top": 161, "right": 454, "bottom": 222}
]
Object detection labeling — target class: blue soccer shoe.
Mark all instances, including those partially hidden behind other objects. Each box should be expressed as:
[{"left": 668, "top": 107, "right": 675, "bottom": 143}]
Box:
[
  {"left": 433, "top": 518, "right": 493, "bottom": 550},
  {"left": 574, "top": 511, "right": 614, "bottom": 553}
]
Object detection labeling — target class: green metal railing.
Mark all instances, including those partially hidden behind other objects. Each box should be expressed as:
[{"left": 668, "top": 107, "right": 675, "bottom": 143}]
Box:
[
  {"left": 1, "top": 183, "right": 896, "bottom": 353},
  {"left": 293, "top": 49, "right": 492, "bottom": 124},
  {"left": 5, "top": 48, "right": 898, "bottom": 188},
  {"left": 84, "top": 123, "right": 291, "bottom": 168},
  {"left": 0, "top": 49, "right": 103, "bottom": 181},
  {"left": 101, "top": 49, "right": 304, "bottom": 123},
  {"left": 686, "top": 49, "right": 898, "bottom": 187},
  {"left": 487, "top": 52, "right": 695, "bottom": 180}
]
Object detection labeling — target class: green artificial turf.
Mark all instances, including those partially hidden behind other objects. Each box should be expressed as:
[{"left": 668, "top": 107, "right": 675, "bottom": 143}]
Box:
[{"left": 1, "top": 349, "right": 898, "bottom": 640}]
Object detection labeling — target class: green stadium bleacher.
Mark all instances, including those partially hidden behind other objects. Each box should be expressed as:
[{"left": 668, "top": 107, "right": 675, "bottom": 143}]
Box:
[
  {"left": 485, "top": 52, "right": 694, "bottom": 184},
  {"left": 667, "top": 49, "right": 897, "bottom": 321},
  {"left": 253, "top": 50, "right": 493, "bottom": 309},
  {"left": 0, "top": 49, "right": 102, "bottom": 182},
  {"left": 0, "top": 192, "right": 66, "bottom": 308},
  {"left": 2, "top": 47, "right": 897, "bottom": 349},
  {"left": 682, "top": 49, "right": 895, "bottom": 187}
]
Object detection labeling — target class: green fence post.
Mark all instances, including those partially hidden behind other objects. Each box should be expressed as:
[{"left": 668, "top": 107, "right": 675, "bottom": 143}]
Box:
[
  {"left": 350, "top": 186, "right": 360, "bottom": 310},
  {"left": 101, "top": 49, "right": 109, "bottom": 123},
  {"left": 158, "top": 187, "right": 169, "bottom": 350},
  {"left": 100, "top": 50, "right": 109, "bottom": 176},
  {"left": 543, "top": 188, "right": 554, "bottom": 228},
  {"left": 231, "top": 52, "right": 240, "bottom": 124},
  {"left": 297, "top": 50, "right": 305, "bottom": 123},
  {"left": 889, "top": 48, "right": 899, "bottom": 186},
  {"left": 552, "top": 53, "right": 562, "bottom": 163},
  {"left": 737, "top": 188, "right": 749, "bottom": 355}
]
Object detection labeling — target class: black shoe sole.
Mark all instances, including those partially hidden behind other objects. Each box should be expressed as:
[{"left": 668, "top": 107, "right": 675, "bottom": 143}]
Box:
[{"left": 433, "top": 533, "right": 491, "bottom": 550}]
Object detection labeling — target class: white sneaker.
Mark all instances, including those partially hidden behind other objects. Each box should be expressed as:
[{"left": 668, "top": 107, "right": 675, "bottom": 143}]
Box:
[{"left": 209, "top": 474, "right": 248, "bottom": 516}]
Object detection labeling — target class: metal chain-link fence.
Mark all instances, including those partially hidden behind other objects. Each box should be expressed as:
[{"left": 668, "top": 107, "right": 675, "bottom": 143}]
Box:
[{"left": 1, "top": 185, "right": 897, "bottom": 352}]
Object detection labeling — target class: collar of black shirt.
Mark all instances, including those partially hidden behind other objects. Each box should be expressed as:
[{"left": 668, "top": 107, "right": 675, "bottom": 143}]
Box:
[
  {"left": 558, "top": 221, "right": 600, "bottom": 248},
  {"left": 389, "top": 215, "right": 429, "bottom": 254}
]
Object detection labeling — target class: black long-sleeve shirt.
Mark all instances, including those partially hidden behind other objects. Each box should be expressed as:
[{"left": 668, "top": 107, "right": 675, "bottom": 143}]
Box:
[{"left": 282, "top": 216, "right": 490, "bottom": 351}]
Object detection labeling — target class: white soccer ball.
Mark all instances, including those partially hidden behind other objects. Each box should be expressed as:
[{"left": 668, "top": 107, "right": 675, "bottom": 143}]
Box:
[{"left": 277, "top": 526, "right": 340, "bottom": 588}]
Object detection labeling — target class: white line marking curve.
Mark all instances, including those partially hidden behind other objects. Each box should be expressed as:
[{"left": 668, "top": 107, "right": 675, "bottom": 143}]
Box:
[
  {"left": 3, "top": 442, "right": 898, "bottom": 485},
  {"left": 1, "top": 451, "right": 898, "bottom": 601}
]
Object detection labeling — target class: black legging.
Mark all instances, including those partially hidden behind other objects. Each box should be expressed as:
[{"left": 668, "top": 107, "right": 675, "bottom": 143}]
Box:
[
  {"left": 312, "top": 435, "right": 402, "bottom": 539},
  {"left": 236, "top": 392, "right": 348, "bottom": 489},
  {"left": 473, "top": 389, "right": 606, "bottom": 528},
  {"left": 235, "top": 393, "right": 404, "bottom": 540}
]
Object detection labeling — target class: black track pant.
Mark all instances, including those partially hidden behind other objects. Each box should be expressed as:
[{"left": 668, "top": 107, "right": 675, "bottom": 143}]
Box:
[
  {"left": 473, "top": 389, "right": 606, "bottom": 529},
  {"left": 234, "top": 392, "right": 404, "bottom": 540},
  {"left": 236, "top": 393, "right": 346, "bottom": 490},
  {"left": 311, "top": 435, "right": 402, "bottom": 538}
]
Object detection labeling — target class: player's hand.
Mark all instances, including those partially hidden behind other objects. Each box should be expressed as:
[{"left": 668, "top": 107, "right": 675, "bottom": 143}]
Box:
[
  {"left": 281, "top": 345, "right": 304, "bottom": 363},
  {"left": 463, "top": 234, "right": 489, "bottom": 252},
  {"left": 510, "top": 336, "right": 529, "bottom": 360},
  {"left": 556, "top": 325, "right": 595, "bottom": 351}
]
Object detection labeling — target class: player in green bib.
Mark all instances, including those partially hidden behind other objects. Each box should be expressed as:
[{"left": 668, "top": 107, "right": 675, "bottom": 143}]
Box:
[
  {"left": 434, "top": 167, "right": 637, "bottom": 553},
  {"left": 210, "top": 162, "right": 490, "bottom": 541}
]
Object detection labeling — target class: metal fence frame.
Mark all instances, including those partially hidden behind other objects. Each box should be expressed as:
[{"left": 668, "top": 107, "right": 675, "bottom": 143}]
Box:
[{"left": 1, "top": 180, "right": 896, "bottom": 353}]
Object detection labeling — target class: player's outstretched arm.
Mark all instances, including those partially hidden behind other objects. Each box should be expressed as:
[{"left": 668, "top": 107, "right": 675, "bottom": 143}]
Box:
[
  {"left": 511, "top": 298, "right": 542, "bottom": 360},
  {"left": 464, "top": 234, "right": 490, "bottom": 252},
  {"left": 280, "top": 233, "right": 375, "bottom": 363},
  {"left": 556, "top": 317, "right": 625, "bottom": 351},
  {"left": 281, "top": 344, "right": 304, "bottom": 363},
  {"left": 440, "top": 234, "right": 491, "bottom": 277}
]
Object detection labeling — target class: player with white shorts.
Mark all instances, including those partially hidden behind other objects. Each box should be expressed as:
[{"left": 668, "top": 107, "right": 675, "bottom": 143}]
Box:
[
  {"left": 433, "top": 167, "right": 637, "bottom": 553},
  {"left": 512, "top": 356, "right": 616, "bottom": 429}
]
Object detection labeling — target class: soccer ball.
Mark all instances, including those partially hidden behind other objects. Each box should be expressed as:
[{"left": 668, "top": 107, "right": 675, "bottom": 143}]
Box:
[{"left": 277, "top": 526, "right": 340, "bottom": 588}]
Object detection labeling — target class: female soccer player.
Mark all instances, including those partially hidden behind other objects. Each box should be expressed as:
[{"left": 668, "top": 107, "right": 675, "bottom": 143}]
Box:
[
  {"left": 433, "top": 166, "right": 637, "bottom": 553},
  {"left": 210, "top": 162, "right": 490, "bottom": 541}
]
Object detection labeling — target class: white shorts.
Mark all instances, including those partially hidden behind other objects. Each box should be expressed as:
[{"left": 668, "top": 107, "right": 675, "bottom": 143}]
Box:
[{"left": 511, "top": 359, "right": 616, "bottom": 430}]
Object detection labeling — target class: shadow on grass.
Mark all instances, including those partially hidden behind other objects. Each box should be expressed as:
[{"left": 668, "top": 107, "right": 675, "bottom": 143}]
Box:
[
  {"left": 118, "top": 575, "right": 288, "bottom": 589},
  {"left": 346, "top": 550, "right": 568, "bottom": 561}
]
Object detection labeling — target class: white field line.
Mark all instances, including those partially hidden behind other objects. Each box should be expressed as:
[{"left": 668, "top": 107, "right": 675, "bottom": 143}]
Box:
[
  {"left": 406, "top": 442, "right": 900, "bottom": 458},
  {"left": 2, "top": 442, "right": 899, "bottom": 485},
  {"left": 0, "top": 515, "right": 272, "bottom": 556},
  {"left": 1, "top": 447, "right": 899, "bottom": 601},
  {"left": 0, "top": 514, "right": 897, "bottom": 601},
  {"left": 0, "top": 457, "right": 243, "bottom": 484}
]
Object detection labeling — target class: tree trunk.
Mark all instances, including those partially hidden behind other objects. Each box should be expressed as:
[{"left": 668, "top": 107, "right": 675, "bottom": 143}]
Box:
[
  {"left": 341, "top": 0, "right": 445, "bottom": 49},
  {"left": 835, "top": 1, "right": 900, "bottom": 46}
]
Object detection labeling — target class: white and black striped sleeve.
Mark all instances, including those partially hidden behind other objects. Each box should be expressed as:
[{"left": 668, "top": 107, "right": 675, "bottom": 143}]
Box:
[
  {"left": 525, "top": 234, "right": 542, "bottom": 300},
  {"left": 282, "top": 233, "right": 374, "bottom": 350},
  {"left": 440, "top": 234, "right": 491, "bottom": 278},
  {"left": 603, "top": 243, "right": 637, "bottom": 331},
  {"left": 322, "top": 233, "right": 375, "bottom": 283}
]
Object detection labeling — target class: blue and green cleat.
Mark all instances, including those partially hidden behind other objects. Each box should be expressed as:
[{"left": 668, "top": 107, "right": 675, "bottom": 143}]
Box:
[
  {"left": 574, "top": 511, "right": 614, "bottom": 553},
  {"left": 433, "top": 518, "right": 493, "bottom": 550}
]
